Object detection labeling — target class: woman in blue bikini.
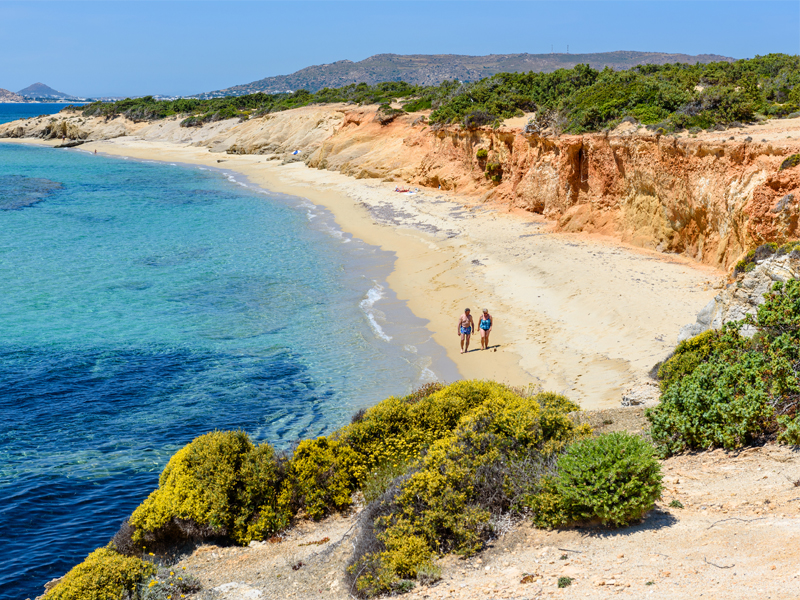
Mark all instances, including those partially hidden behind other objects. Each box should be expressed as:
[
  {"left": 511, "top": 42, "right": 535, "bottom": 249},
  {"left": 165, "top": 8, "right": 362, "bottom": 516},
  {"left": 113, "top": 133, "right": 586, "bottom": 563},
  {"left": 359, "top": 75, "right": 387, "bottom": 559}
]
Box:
[{"left": 479, "top": 308, "right": 493, "bottom": 350}]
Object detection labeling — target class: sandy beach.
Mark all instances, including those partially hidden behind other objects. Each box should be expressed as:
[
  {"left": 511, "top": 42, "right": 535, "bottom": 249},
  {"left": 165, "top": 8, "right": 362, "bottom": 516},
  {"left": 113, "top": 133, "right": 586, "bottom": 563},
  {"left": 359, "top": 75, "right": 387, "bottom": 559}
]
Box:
[{"left": 3, "top": 136, "right": 721, "bottom": 408}]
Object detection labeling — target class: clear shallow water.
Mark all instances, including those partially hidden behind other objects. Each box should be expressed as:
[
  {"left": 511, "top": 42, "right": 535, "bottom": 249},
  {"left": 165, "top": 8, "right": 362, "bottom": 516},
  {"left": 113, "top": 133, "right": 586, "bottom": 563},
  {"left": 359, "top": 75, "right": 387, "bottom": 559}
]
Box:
[{"left": 0, "top": 135, "right": 456, "bottom": 599}]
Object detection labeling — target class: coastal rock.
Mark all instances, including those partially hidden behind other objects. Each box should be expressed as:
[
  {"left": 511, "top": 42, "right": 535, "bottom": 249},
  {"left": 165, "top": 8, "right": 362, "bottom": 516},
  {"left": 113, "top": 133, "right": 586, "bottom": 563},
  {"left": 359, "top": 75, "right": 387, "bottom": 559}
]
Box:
[
  {"left": 31, "top": 576, "right": 64, "bottom": 600},
  {"left": 621, "top": 380, "right": 660, "bottom": 407},
  {"left": 678, "top": 254, "right": 800, "bottom": 342}
]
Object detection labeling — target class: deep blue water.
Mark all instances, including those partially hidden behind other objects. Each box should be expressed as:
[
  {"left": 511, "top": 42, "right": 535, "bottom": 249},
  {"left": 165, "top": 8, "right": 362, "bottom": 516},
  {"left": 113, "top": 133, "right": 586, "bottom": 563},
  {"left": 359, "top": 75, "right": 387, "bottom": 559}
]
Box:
[
  {"left": 0, "top": 102, "right": 80, "bottom": 123},
  {"left": 0, "top": 107, "right": 456, "bottom": 599}
]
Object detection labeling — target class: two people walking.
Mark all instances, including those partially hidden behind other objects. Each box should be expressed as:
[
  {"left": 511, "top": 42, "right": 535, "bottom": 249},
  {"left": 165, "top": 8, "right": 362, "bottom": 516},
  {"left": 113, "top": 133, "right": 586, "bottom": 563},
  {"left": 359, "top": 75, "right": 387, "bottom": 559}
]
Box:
[{"left": 457, "top": 307, "right": 492, "bottom": 354}]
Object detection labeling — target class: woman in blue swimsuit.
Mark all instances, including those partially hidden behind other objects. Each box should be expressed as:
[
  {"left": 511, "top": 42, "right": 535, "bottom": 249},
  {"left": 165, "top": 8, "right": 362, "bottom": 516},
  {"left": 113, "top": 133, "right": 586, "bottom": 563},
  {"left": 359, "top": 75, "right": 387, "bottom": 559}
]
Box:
[{"left": 479, "top": 308, "right": 493, "bottom": 350}]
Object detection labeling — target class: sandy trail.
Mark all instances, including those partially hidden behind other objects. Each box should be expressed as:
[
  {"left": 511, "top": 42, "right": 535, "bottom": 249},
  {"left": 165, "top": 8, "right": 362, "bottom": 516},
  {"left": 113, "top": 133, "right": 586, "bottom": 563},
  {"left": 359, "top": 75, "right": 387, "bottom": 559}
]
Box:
[{"left": 8, "top": 136, "right": 720, "bottom": 408}]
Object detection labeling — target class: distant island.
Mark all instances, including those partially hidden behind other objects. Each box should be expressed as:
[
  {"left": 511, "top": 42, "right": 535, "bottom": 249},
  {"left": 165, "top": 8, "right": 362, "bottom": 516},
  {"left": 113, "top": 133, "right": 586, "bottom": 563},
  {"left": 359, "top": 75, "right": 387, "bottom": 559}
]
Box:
[
  {"left": 17, "top": 82, "right": 82, "bottom": 101},
  {"left": 0, "top": 82, "right": 84, "bottom": 103},
  {"left": 196, "top": 50, "right": 735, "bottom": 97}
]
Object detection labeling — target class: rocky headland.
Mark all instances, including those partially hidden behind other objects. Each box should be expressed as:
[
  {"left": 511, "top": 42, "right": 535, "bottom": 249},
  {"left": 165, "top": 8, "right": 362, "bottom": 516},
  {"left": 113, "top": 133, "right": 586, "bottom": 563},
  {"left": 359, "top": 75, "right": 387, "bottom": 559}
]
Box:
[
  {"left": 680, "top": 249, "right": 800, "bottom": 341},
  {"left": 0, "top": 88, "right": 26, "bottom": 102}
]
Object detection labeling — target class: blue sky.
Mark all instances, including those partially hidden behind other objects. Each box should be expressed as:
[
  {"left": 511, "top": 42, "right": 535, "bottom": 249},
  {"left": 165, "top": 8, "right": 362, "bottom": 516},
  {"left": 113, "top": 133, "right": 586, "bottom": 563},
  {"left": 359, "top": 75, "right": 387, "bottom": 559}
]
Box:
[{"left": 1, "top": 1, "right": 798, "bottom": 97}]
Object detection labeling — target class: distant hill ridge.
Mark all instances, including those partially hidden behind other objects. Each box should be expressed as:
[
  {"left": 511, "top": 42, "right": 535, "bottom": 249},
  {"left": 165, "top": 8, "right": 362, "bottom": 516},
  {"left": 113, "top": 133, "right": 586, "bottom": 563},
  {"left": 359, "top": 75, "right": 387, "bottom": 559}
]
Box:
[{"left": 198, "top": 51, "right": 735, "bottom": 97}]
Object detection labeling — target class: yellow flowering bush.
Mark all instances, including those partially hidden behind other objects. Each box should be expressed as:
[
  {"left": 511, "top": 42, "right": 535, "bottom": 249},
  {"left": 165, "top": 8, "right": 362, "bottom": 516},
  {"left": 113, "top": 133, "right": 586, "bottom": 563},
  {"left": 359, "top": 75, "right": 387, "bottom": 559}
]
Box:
[
  {"left": 104, "top": 380, "right": 604, "bottom": 600},
  {"left": 129, "top": 430, "right": 289, "bottom": 547},
  {"left": 347, "top": 384, "right": 589, "bottom": 597},
  {"left": 43, "top": 547, "right": 155, "bottom": 600},
  {"left": 279, "top": 436, "right": 366, "bottom": 519},
  {"left": 339, "top": 380, "right": 522, "bottom": 475}
]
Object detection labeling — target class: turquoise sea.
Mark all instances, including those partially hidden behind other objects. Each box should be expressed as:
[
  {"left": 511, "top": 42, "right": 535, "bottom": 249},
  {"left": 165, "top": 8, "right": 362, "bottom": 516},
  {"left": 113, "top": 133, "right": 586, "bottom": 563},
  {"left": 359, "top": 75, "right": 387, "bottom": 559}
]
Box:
[{"left": 0, "top": 104, "right": 457, "bottom": 600}]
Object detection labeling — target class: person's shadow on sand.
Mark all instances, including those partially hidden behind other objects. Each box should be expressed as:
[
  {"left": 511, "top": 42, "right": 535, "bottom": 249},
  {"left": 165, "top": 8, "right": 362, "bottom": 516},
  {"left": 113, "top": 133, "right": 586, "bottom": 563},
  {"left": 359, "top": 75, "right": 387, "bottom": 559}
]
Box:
[{"left": 467, "top": 345, "right": 501, "bottom": 353}]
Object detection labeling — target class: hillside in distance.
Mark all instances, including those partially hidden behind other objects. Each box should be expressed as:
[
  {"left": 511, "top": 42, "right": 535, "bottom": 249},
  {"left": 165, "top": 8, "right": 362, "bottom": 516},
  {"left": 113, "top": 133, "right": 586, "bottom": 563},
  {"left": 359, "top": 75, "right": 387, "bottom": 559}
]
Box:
[
  {"left": 18, "top": 82, "right": 81, "bottom": 100},
  {"left": 0, "top": 88, "right": 25, "bottom": 102},
  {"left": 198, "top": 51, "right": 735, "bottom": 97}
]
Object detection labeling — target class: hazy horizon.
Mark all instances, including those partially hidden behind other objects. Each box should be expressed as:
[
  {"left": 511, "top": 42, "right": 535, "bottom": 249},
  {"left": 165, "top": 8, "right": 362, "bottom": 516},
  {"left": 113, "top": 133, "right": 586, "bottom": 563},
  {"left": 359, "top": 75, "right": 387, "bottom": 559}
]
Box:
[{"left": 1, "top": 0, "right": 798, "bottom": 98}]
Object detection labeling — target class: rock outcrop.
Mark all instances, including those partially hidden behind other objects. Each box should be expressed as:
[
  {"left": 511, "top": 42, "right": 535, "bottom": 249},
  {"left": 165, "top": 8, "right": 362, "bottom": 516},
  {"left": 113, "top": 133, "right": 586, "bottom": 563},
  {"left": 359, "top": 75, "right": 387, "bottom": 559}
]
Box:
[
  {"left": 679, "top": 252, "right": 800, "bottom": 341},
  {"left": 620, "top": 380, "right": 661, "bottom": 407}
]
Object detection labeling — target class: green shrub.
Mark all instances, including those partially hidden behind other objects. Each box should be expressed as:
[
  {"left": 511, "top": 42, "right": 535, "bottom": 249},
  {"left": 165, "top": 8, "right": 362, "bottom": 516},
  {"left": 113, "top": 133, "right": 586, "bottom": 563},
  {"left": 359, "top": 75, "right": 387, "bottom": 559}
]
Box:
[
  {"left": 777, "top": 415, "right": 800, "bottom": 445},
  {"left": 415, "top": 561, "right": 442, "bottom": 585},
  {"left": 476, "top": 148, "right": 488, "bottom": 160},
  {"left": 402, "top": 98, "right": 432, "bottom": 112},
  {"left": 43, "top": 548, "right": 156, "bottom": 600},
  {"left": 777, "top": 240, "right": 800, "bottom": 255},
  {"left": 649, "top": 280, "right": 800, "bottom": 454},
  {"left": 657, "top": 330, "right": 723, "bottom": 391},
  {"left": 649, "top": 352, "right": 775, "bottom": 454},
  {"left": 484, "top": 161, "right": 502, "bottom": 182},
  {"left": 375, "top": 103, "right": 404, "bottom": 125},
  {"left": 534, "top": 432, "right": 662, "bottom": 527},
  {"left": 129, "top": 431, "right": 289, "bottom": 548},
  {"left": 463, "top": 111, "right": 497, "bottom": 129},
  {"left": 735, "top": 249, "right": 756, "bottom": 274},
  {"left": 780, "top": 153, "right": 800, "bottom": 170}
]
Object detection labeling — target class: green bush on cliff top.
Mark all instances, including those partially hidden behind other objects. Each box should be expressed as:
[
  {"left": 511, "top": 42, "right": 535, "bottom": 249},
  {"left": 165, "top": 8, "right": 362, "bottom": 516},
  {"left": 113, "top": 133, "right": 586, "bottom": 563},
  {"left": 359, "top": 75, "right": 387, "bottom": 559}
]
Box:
[
  {"left": 70, "top": 54, "right": 800, "bottom": 135},
  {"left": 529, "top": 432, "right": 662, "bottom": 529},
  {"left": 649, "top": 279, "right": 800, "bottom": 455},
  {"left": 656, "top": 329, "right": 724, "bottom": 391}
]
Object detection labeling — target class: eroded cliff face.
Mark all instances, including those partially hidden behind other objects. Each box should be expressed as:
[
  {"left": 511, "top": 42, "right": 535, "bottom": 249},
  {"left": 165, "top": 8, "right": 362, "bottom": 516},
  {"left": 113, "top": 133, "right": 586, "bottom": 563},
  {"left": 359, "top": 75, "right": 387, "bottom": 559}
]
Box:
[
  {"left": 306, "top": 112, "right": 800, "bottom": 269},
  {"left": 3, "top": 106, "right": 799, "bottom": 268}
]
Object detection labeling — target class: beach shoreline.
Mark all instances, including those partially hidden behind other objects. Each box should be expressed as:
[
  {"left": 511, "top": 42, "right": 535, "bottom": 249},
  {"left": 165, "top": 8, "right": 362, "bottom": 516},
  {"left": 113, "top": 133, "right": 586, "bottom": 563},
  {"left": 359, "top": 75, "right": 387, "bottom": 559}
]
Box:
[{"left": 4, "top": 136, "right": 722, "bottom": 408}]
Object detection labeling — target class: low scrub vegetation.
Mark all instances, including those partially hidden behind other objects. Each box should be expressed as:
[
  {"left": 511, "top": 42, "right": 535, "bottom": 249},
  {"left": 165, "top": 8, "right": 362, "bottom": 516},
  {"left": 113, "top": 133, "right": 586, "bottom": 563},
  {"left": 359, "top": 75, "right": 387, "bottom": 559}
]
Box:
[
  {"left": 128, "top": 430, "right": 289, "bottom": 548},
  {"left": 141, "top": 567, "right": 202, "bottom": 600},
  {"left": 66, "top": 54, "right": 800, "bottom": 135},
  {"left": 529, "top": 432, "right": 662, "bottom": 528},
  {"left": 649, "top": 279, "right": 800, "bottom": 455},
  {"left": 49, "top": 381, "right": 669, "bottom": 599},
  {"left": 374, "top": 103, "right": 404, "bottom": 125},
  {"left": 42, "top": 548, "right": 156, "bottom": 600},
  {"left": 345, "top": 388, "right": 589, "bottom": 597}
]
